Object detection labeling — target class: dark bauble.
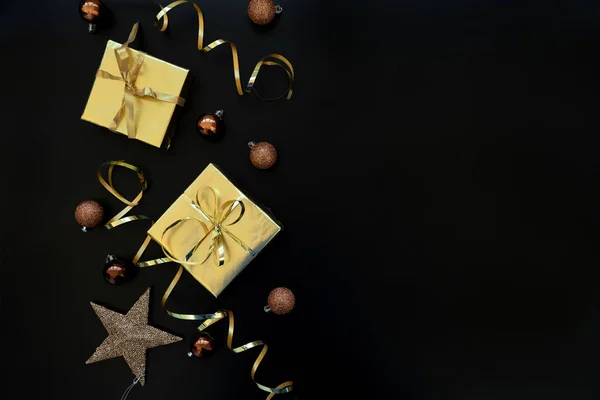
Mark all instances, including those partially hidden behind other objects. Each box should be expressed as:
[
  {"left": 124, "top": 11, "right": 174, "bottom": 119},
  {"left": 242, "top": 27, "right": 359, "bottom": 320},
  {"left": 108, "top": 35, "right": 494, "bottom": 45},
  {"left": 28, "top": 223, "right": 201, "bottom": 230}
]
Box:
[
  {"left": 79, "top": 0, "right": 102, "bottom": 33},
  {"left": 188, "top": 332, "right": 216, "bottom": 358},
  {"left": 197, "top": 110, "right": 224, "bottom": 137},
  {"left": 249, "top": 141, "right": 278, "bottom": 169},
  {"left": 75, "top": 200, "right": 104, "bottom": 232},
  {"left": 266, "top": 287, "right": 295, "bottom": 315},
  {"left": 103, "top": 255, "right": 138, "bottom": 285},
  {"left": 80, "top": 0, "right": 101, "bottom": 21}
]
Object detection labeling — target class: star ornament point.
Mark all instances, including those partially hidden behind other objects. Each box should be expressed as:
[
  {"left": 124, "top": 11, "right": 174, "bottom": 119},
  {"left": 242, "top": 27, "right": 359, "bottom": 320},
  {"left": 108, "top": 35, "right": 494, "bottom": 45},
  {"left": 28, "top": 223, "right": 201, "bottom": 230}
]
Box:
[{"left": 86, "top": 288, "right": 181, "bottom": 385}]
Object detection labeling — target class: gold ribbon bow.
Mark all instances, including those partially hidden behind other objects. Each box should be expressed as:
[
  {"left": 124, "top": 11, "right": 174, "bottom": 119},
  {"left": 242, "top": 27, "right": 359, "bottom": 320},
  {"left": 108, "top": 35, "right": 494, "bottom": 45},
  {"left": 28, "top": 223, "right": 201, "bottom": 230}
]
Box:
[
  {"left": 97, "top": 22, "right": 186, "bottom": 139},
  {"left": 158, "top": 187, "right": 256, "bottom": 268},
  {"left": 155, "top": 1, "right": 294, "bottom": 101}
]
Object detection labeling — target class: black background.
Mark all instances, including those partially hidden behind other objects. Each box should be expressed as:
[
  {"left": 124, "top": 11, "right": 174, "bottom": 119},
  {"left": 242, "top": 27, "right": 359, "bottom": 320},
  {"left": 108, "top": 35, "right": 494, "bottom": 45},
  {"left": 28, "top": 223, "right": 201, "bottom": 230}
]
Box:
[{"left": 2, "top": 0, "right": 600, "bottom": 399}]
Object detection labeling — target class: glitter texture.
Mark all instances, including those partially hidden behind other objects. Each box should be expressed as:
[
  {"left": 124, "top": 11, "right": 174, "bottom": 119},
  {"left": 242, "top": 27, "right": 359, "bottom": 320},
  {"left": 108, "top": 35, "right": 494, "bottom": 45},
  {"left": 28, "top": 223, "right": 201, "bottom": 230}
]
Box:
[
  {"left": 75, "top": 200, "right": 104, "bottom": 229},
  {"left": 267, "top": 287, "right": 295, "bottom": 315},
  {"left": 248, "top": 0, "right": 276, "bottom": 25},
  {"left": 86, "top": 288, "right": 182, "bottom": 385},
  {"left": 249, "top": 142, "right": 278, "bottom": 169}
]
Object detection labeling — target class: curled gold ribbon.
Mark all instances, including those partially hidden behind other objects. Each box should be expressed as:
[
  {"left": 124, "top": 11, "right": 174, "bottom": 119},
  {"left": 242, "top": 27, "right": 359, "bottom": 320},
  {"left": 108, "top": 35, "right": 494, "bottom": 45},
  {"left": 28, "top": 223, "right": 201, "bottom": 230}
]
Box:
[
  {"left": 155, "top": 1, "right": 294, "bottom": 101},
  {"left": 157, "top": 268, "right": 293, "bottom": 399},
  {"left": 152, "top": 186, "right": 256, "bottom": 268},
  {"left": 98, "top": 161, "right": 168, "bottom": 265},
  {"left": 97, "top": 22, "right": 186, "bottom": 139},
  {"left": 197, "top": 310, "right": 294, "bottom": 399}
]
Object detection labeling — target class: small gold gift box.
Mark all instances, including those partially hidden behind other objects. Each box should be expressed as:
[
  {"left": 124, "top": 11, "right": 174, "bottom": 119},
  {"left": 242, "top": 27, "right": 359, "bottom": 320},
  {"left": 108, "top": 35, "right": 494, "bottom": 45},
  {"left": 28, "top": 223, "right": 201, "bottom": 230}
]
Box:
[
  {"left": 148, "top": 164, "right": 282, "bottom": 297},
  {"left": 81, "top": 23, "right": 189, "bottom": 149}
]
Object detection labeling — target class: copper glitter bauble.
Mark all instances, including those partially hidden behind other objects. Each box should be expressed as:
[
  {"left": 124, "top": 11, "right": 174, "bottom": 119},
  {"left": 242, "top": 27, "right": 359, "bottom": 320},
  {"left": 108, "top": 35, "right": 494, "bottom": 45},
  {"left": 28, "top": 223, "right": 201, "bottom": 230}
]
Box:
[
  {"left": 103, "top": 255, "right": 138, "bottom": 285},
  {"left": 249, "top": 141, "right": 278, "bottom": 169},
  {"left": 79, "top": 0, "right": 102, "bottom": 33},
  {"left": 188, "top": 332, "right": 216, "bottom": 358},
  {"left": 197, "top": 110, "right": 224, "bottom": 137},
  {"left": 75, "top": 200, "right": 104, "bottom": 232},
  {"left": 265, "top": 287, "right": 295, "bottom": 315},
  {"left": 247, "top": 0, "right": 282, "bottom": 25}
]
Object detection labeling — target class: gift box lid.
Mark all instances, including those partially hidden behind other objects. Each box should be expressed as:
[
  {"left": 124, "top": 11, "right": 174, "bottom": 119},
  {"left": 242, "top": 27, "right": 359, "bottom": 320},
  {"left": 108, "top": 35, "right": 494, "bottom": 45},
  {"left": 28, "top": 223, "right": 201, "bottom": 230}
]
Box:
[
  {"left": 81, "top": 39, "right": 189, "bottom": 148},
  {"left": 148, "top": 164, "right": 282, "bottom": 296}
]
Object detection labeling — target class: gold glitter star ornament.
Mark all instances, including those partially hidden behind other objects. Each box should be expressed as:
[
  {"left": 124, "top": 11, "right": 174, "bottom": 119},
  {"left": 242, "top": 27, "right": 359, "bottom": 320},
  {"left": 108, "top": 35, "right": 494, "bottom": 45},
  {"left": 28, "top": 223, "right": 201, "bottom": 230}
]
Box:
[{"left": 85, "top": 288, "right": 182, "bottom": 385}]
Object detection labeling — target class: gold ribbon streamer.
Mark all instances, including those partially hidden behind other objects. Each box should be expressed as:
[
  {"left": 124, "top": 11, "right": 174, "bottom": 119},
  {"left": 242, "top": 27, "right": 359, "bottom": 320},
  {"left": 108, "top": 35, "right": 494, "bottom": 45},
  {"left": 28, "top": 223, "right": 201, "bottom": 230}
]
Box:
[
  {"left": 97, "top": 161, "right": 168, "bottom": 265},
  {"left": 150, "top": 187, "right": 256, "bottom": 268},
  {"left": 156, "top": 267, "right": 293, "bottom": 399},
  {"left": 197, "top": 310, "right": 294, "bottom": 399},
  {"left": 97, "top": 22, "right": 186, "bottom": 139},
  {"left": 155, "top": 1, "right": 294, "bottom": 101}
]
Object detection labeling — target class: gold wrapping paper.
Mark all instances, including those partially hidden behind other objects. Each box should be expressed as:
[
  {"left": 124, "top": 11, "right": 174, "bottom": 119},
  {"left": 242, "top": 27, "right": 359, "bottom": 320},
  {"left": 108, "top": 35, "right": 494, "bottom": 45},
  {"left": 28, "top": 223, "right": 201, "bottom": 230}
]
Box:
[
  {"left": 81, "top": 37, "right": 189, "bottom": 148},
  {"left": 147, "top": 164, "right": 281, "bottom": 296}
]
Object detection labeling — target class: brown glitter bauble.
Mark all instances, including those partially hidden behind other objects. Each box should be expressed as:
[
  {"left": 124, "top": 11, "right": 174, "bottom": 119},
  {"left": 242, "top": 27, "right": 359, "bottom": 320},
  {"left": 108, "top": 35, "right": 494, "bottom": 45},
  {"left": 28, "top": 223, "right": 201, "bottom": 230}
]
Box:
[
  {"left": 266, "top": 287, "right": 295, "bottom": 315},
  {"left": 188, "top": 332, "right": 215, "bottom": 358},
  {"left": 75, "top": 200, "right": 104, "bottom": 231},
  {"left": 197, "top": 110, "right": 224, "bottom": 137},
  {"left": 248, "top": 0, "right": 277, "bottom": 25},
  {"left": 103, "top": 255, "right": 138, "bottom": 285},
  {"left": 249, "top": 141, "right": 278, "bottom": 169}
]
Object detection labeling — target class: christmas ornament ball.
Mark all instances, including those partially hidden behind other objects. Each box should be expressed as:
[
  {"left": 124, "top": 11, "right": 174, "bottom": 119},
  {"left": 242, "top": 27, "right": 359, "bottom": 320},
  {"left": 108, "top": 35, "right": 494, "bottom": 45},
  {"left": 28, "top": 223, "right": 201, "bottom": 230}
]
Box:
[
  {"left": 80, "top": 0, "right": 101, "bottom": 21},
  {"left": 75, "top": 200, "right": 104, "bottom": 231},
  {"left": 266, "top": 287, "right": 295, "bottom": 315},
  {"left": 79, "top": 0, "right": 103, "bottom": 33},
  {"left": 103, "top": 255, "right": 138, "bottom": 285},
  {"left": 188, "top": 332, "right": 216, "bottom": 358},
  {"left": 249, "top": 141, "right": 278, "bottom": 169},
  {"left": 197, "top": 110, "right": 224, "bottom": 137},
  {"left": 247, "top": 0, "right": 277, "bottom": 25}
]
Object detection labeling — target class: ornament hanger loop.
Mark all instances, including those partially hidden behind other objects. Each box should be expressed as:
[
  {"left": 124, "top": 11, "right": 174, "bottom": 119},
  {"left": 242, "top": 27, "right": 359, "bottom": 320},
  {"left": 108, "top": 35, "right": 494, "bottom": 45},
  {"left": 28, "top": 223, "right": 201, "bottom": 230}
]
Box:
[
  {"left": 120, "top": 373, "right": 145, "bottom": 400},
  {"left": 132, "top": 374, "right": 144, "bottom": 384}
]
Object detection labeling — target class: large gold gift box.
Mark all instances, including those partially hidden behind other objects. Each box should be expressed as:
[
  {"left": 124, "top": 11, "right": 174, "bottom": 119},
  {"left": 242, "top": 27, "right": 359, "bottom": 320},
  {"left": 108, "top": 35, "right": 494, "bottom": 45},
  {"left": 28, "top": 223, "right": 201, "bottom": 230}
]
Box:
[
  {"left": 148, "top": 164, "right": 282, "bottom": 297},
  {"left": 81, "top": 29, "right": 189, "bottom": 149}
]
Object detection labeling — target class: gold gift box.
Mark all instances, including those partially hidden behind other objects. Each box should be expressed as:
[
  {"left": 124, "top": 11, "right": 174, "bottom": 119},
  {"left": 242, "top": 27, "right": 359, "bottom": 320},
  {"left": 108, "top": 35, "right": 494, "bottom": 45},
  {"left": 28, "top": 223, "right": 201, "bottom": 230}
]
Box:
[
  {"left": 81, "top": 38, "right": 189, "bottom": 149},
  {"left": 148, "top": 164, "right": 282, "bottom": 297}
]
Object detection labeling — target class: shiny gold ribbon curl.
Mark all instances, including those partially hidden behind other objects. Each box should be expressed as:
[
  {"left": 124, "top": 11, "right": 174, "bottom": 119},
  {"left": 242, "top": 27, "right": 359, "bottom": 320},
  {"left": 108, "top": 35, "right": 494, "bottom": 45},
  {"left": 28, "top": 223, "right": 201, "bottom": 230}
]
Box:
[
  {"left": 154, "top": 1, "right": 294, "bottom": 101},
  {"left": 156, "top": 269, "right": 293, "bottom": 399},
  {"left": 97, "top": 161, "right": 168, "bottom": 265},
  {"left": 197, "top": 310, "right": 294, "bottom": 399},
  {"left": 147, "top": 186, "right": 256, "bottom": 268},
  {"left": 97, "top": 22, "right": 186, "bottom": 139}
]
